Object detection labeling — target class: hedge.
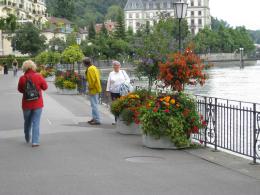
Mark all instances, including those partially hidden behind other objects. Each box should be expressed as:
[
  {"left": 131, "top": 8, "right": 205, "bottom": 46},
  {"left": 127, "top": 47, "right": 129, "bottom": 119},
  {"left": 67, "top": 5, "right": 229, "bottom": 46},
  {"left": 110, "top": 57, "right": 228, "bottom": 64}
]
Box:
[{"left": 0, "top": 55, "right": 34, "bottom": 68}]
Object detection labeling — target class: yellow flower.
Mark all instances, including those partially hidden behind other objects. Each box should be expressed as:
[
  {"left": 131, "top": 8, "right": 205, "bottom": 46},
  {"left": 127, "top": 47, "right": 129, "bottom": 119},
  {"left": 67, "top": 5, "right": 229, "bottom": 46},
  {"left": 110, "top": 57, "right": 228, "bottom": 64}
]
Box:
[
  {"left": 164, "top": 96, "right": 171, "bottom": 103},
  {"left": 170, "top": 99, "right": 176, "bottom": 104}
]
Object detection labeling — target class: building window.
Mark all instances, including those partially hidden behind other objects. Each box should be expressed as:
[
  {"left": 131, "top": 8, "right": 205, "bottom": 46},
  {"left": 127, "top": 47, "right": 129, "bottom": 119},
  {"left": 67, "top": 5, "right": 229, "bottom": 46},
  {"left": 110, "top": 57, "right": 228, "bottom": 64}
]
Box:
[
  {"left": 191, "top": 28, "right": 195, "bottom": 36},
  {"left": 136, "top": 13, "right": 139, "bottom": 19},
  {"left": 190, "top": 1, "right": 194, "bottom": 6},
  {"left": 198, "top": 19, "right": 202, "bottom": 25},
  {"left": 191, "top": 19, "right": 195, "bottom": 26},
  {"left": 149, "top": 3, "right": 153, "bottom": 9},
  {"left": 198, "top": 11, "right": 202, "bottom": 16},
  {"left": 129, "top": 13, "right": 132, "bottom": 18},
  {"left": 191, "top": 11, "right": 194, "bottom": 16},
  {"left": 198, "top": 0, "right": 202, "bottom": 6},
  {"left": 146, "top": 13, "right": 150, "bottom": 19},
  {"left": 163, "top": 2, "right": 167, "bottom": 9}
]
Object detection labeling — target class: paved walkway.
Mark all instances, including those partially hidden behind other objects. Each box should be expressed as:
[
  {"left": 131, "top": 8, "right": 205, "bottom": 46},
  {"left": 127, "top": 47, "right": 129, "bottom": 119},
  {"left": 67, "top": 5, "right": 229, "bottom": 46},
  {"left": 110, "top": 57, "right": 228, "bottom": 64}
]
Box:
[{"left": 0, "top": 72, "right": 260, "bottom": 195}]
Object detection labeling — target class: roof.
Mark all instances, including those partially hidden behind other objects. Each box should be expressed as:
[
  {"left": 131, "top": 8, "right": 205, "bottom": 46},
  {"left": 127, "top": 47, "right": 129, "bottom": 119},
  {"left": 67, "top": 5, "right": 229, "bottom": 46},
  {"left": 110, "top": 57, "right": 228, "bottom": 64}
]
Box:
[
  {"left": 47, "top": 17, "right": 73, "bottom": 25},
  {"left": 124, "top": 0, "right": 180, "bottom": 11}
]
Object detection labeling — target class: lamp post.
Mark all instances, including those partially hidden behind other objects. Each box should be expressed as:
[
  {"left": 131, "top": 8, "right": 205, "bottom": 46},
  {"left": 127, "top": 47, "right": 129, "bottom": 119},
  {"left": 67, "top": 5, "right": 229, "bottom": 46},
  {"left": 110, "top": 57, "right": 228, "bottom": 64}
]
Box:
[
  {"left": 173, "top": 0, "right": 188, "bottom": 52},
  {"left": 240, "top": 47, "right": 244, "bottom": 69}
]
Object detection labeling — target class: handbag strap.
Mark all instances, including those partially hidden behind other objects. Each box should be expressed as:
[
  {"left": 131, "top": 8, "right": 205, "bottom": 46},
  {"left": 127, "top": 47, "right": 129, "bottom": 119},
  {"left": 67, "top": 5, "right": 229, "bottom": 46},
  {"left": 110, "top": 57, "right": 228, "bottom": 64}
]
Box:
[{"left": 121, "top": 70, "right": 127, "bottom": 81}]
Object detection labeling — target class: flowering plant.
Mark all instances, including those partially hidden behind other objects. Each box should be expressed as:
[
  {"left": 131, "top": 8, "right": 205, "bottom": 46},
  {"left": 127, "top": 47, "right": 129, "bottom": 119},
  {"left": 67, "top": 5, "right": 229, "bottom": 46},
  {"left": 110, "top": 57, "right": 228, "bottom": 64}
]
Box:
[
  {"left": 140, "top": 93, "right": 206, "bottom": 147},
  {"left": 40, "top": 67, "right": 55, "bottom": 78},
  {"left": 158, "top": 49, "right": 208, "bottom": 92},
  {"left": 54, "top": 70, "right": 80, "bottom": 90},
  {"left": 110, "top": 90, "right": 155, "bottom": 125}
]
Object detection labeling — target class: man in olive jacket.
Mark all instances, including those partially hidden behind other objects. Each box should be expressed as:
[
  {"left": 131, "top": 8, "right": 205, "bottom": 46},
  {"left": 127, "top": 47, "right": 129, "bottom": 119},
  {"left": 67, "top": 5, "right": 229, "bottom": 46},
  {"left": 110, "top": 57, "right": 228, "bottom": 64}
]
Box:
[{"left": 83, "top": 57, "right": 102, "bottom": 125}]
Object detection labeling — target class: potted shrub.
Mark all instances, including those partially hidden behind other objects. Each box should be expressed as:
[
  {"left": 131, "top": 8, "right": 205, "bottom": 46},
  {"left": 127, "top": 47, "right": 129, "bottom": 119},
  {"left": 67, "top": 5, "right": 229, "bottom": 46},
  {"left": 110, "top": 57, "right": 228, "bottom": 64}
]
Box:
[
  {"left": 110, "top": 90, "right": 154, "bottom": 135},
  {"left": 140, "top": 49, "right": 209, "bottom": 149},
  {"left": 54, "top": 70, "right": 79, "bottom": 95}
]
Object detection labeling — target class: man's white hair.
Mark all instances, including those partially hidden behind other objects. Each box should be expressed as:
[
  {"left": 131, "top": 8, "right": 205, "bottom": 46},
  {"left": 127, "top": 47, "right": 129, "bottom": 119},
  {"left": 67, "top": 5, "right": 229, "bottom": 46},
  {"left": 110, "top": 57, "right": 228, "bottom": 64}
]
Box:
[{"left": 22, "top": 60, "right": 37, "bottom": 72}]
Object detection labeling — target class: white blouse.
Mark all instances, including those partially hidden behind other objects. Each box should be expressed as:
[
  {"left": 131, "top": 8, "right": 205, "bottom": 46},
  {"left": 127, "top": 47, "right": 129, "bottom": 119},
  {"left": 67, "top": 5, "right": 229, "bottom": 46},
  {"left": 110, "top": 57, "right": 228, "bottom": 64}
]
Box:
[{"left": 106, "top": 70, "right": 130, "bottom": 93}]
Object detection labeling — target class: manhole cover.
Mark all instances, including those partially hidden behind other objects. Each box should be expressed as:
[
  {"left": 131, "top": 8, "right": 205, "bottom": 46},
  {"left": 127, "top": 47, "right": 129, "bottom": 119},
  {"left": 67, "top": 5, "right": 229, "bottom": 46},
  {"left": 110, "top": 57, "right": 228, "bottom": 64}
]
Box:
[{"left": 125, "top": 156, "right": 164, "bottom": 163}]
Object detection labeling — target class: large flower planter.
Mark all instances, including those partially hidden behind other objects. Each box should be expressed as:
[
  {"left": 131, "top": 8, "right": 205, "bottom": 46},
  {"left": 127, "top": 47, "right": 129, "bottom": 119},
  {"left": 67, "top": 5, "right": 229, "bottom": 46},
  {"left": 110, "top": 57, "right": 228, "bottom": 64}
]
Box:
[
  {"left": 58, "top": 88, "right": 78, "bottom": 95},
  {"left": 116, "top": 119, "right": 142, "bottom": 135},
  {"left": 142, "top": 134, "right": 189, "bottom": 149}
]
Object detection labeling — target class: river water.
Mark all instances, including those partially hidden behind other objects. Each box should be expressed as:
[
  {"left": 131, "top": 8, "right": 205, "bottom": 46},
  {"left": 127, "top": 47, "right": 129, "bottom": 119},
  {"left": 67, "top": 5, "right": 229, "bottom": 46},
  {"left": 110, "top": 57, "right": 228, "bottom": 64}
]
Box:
[{"left": 186, "top": 61, "right": 260, "bottom": 103}]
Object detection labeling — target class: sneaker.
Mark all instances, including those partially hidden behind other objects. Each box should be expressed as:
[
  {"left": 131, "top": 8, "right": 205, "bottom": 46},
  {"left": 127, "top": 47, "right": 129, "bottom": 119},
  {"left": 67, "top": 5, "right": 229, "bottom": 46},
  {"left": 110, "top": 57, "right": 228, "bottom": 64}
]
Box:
[
  {"left": 87, "top": 119, "right": 95, "bottom": 124},
  {"left": 89, "top": 120, "right": 101, "bottom": 125},
  {"left": 32, "top": 144, "right": 40, "bottom": 148}
]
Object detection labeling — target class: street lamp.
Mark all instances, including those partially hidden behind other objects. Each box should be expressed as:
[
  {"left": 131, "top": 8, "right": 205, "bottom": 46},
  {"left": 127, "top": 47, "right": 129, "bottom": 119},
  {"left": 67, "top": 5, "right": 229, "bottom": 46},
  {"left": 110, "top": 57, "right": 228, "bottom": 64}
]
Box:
[
  {"left": 240, "top": 47, "right": 244, "bottom": 69},
  {"left": 173, "top": 0, "right": 188, "bottom": 52}
]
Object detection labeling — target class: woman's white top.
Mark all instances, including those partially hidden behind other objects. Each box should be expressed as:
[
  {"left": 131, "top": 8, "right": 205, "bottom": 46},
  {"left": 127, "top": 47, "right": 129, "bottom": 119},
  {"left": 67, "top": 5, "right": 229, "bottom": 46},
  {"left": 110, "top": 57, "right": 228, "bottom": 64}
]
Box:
[{"left": 106, "top": 70, "right": 130, "bottom": 93}]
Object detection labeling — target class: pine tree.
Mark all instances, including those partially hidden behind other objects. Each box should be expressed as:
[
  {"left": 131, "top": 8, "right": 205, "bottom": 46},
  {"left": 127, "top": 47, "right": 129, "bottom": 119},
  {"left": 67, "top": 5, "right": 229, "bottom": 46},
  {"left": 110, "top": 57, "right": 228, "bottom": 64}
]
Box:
[
  {"left": 88, "top": 22, "right": 96, "bottom": 40},
  {"left": 114, "top": 9, "right": 126, "bottom": 40}
]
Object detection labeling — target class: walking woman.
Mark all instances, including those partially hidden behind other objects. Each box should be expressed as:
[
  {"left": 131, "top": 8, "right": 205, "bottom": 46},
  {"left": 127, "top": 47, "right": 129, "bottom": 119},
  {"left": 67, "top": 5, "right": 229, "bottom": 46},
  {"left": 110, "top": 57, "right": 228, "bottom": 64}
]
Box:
[
  {"left": 12, "top": 59, "right": 18, "bottom": 77},
  {"left": 106, "top": 60, "right": 130, "bottom": 124},
  {"left": 18, "top": 60, "right": 48, "bottom": 147}
]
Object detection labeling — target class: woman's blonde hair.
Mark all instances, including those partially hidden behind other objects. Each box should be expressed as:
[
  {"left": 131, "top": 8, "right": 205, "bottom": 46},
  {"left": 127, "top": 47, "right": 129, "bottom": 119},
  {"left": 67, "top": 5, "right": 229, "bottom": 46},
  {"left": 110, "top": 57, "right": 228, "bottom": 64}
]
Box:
[{"left": 22, "top": 60, "right": 37, "bottom": 72}]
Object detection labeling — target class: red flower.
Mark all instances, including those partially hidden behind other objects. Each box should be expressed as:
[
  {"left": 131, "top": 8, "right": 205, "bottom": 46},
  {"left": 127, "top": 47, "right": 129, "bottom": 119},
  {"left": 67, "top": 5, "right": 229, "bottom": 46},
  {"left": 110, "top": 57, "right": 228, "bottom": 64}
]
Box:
[
  {"left": 164, "top": 109, "right": 170, "bottom": 113},
  {"left": 192, "top": 126, "right": 199, "bottom": 133}
]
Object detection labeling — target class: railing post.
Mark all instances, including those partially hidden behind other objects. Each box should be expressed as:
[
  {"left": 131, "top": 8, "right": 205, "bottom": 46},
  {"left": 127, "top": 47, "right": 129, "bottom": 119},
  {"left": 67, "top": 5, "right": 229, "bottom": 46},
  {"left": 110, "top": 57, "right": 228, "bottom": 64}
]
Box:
[
  {"left": 253, "top": 103, "right": 257, "bottom": 164},
  {"left": 204, "top": 97, "right": 207, "bottom": 147},
  {"left": 214, "top": 98, "right": 218, "bottom": 151}
]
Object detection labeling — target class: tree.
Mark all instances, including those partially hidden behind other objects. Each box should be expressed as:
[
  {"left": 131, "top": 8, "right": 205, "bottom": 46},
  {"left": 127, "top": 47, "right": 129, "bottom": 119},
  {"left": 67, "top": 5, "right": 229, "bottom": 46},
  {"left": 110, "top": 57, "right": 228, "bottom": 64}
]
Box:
[
  {"left": 88, "top": 22, "right": 96, "bottom": 40},
  {"left": 114, "top": 9, "right": 126, "bottom": 40},
  {"left": 35, "top": 51, "right": 61, "bottom": 66},
  {"left": 48, "top": 37, "right": 66, "bottom": 52},
  {"left": 66, "top": 31, "right": 77, "bottom": 47},
  {"left": 61, "top": 45, "right": 84, "bottom": 70},
  {"left": 52, "top": 0, "right": 75, "bottom": 20},
  {"left": 100, "top": 23, "right": 108, "bottom": 37},
  {"left": 105, "top": 5, "right": 122, "bottom": 21},
  {"left": 11, "top": 23, "right": 46, "bottom": 56}
]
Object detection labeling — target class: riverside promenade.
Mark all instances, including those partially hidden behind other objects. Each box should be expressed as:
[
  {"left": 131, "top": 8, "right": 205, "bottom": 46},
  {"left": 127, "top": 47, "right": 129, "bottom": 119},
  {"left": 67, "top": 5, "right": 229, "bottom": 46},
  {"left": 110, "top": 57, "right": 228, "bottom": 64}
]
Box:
[{"left": 1, "top": 72, "right": 260, "bottom": 195}]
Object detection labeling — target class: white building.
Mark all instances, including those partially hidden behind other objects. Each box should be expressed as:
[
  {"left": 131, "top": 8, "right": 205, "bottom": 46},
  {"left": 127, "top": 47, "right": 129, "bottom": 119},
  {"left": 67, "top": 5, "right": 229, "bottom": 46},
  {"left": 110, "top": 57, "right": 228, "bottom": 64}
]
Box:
[
  {"left": 124, "top": 0, "right": 211, "bottom": 35},
  {"left": 0, "top": 0, "right": 47, "bottom": 55}
]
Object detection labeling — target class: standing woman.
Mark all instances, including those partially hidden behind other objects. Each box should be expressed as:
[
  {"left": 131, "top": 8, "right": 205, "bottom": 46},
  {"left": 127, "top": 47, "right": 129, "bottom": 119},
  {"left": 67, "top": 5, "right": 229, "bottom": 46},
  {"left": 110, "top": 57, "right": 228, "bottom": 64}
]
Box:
[
  {"left": 106, "top": 60, "right": 130, "bottom": 124},
  {"left": 12, "top": 59, "right": 18, "bottom": 77},
  {"left": 18, "top": 60, "right": 48, "bottom": 147}
]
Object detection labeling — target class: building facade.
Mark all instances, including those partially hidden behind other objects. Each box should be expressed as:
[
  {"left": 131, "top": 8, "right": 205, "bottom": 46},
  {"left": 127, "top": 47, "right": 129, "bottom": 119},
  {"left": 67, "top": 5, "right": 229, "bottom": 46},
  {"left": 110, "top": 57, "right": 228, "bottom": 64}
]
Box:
[
  {"left": 124, "top": 0, "right": 211, "bottom": 35},
  {"left": 0, "top": 0, "right": 47, "bottom": 55}
]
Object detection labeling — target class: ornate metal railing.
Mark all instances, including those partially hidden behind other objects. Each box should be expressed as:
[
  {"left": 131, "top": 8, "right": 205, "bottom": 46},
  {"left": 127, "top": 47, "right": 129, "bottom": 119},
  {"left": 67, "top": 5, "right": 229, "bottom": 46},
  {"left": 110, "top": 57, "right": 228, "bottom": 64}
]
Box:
[{"left": 193, "top": 96, "right": 260, "bottom": 163}]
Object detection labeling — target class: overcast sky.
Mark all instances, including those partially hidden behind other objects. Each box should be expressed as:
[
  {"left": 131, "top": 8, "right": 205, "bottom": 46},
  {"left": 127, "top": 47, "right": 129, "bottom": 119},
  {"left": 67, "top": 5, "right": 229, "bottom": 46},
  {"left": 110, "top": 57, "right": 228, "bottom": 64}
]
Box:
[{"left": 210, "top": 0, "right": 260, "bottom": 30}]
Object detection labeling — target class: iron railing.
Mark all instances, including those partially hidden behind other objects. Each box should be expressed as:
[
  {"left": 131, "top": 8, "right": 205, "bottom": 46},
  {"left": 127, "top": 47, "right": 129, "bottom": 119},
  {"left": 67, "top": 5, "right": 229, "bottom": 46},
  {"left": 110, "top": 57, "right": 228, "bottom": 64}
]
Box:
[{"left": 193, "top": 95, "right": 260, "bottom": 163}]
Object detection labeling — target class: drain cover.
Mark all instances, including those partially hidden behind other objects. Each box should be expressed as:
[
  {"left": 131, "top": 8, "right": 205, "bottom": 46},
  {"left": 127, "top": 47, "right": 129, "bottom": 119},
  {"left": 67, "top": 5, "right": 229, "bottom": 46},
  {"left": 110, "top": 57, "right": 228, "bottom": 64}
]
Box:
[{"left": 125, "top": 156, "right": 164, "bottom": 163}]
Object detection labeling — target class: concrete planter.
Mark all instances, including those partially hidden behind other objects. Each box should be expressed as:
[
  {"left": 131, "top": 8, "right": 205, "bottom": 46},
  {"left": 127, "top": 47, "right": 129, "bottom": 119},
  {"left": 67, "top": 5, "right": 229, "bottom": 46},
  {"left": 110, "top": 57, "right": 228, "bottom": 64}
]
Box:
[
  {"left": 142, "top": 134, "right": 189, "bottom": 149},
  {"left": 58, "top": 88, "right": 78, "bottom": 95},
  {"left": 116, "top": 119, "right": 141, "bottom": 135}
]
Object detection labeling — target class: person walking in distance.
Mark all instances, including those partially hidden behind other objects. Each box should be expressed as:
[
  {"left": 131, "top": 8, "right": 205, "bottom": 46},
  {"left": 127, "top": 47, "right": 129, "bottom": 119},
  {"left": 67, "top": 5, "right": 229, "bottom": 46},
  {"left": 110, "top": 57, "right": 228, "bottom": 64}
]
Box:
[
  {"left": 106, "top": 60, "right": 130, "bottom": 124},
  {"left": 18, "top": 60, "right": 48, "bottom": 147},
  {"left": 12, "top": 59, "right": 18, "bottom": 77},
  {"left": 83, "top": 57, "right": 102, "bottom": 125}
]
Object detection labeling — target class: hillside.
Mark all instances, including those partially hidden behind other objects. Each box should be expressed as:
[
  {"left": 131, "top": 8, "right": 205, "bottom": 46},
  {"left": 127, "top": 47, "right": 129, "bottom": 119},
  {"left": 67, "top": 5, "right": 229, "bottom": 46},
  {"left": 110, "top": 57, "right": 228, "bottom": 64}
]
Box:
[{"left": 46, "top": 0, "right": 127, "bottom": 26}]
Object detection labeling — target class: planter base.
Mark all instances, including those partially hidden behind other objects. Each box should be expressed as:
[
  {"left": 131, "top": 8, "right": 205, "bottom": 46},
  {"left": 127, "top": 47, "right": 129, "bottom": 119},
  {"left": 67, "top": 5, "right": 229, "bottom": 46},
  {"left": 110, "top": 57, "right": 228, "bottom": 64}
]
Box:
[
  {"left": 142, "top": 135, "right": 189, "bottom": 149},
  {"left": 116, "top": 120, "right": 141, "bottom": 135},
  {"left": 57, "top": 88, "right": 78, "bottom": 95}
]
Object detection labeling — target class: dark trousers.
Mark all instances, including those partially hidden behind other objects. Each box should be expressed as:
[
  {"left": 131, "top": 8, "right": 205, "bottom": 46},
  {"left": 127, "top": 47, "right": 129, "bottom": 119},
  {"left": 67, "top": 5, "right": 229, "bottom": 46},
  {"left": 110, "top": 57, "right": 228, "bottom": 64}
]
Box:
[{"left": 111, "top": 93, "right": 121, "bottom": 122}]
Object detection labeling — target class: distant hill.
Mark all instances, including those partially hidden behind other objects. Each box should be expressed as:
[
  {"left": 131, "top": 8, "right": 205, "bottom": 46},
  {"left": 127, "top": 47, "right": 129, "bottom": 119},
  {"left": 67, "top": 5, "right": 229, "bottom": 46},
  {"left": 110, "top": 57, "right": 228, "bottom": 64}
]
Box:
[{"left": 46, "top": 0, "right": 127, "bottom": 27}]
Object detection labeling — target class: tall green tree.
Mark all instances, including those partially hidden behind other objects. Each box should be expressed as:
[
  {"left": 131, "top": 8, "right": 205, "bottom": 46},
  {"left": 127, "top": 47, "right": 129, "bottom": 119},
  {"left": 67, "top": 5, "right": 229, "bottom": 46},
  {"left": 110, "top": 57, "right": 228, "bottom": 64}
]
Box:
[
  {"left": 48, "top": 37, "right": 66, "bottom": 52},
  {"left": 51, "top": 0, "right": 75, "bottom": 20},
  {"left": 105, "top": 5, "right": 122, "bottom": 21},
  {"left": 11, "top": 23, "right": 46, "bottom": 56},
  {"left": 88, "top": 22, "right": 96, "bottom": 40},
  {"left": 114, "top": 9, "right": 126, "bottom": 40}
]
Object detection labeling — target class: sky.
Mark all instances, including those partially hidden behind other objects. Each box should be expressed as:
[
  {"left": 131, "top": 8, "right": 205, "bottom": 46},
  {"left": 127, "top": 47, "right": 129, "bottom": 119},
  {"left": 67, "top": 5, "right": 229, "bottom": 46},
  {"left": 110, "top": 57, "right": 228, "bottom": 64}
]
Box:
[{"left": 210, "top": 0, "right": 260, "bottom": 30}]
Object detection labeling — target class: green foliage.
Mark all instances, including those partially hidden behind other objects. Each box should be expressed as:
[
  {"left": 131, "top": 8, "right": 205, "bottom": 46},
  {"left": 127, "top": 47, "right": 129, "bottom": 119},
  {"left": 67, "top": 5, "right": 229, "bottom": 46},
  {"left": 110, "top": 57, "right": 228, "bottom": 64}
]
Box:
[
  {"left": 105, "top": 5, "right": 122, "bottom": 21},
  {"left": 250, "top": 30, "right": 260, "bottom": 44},
  {"left": 48, "top": 37, "right": 66, "bottom": 52},
  {"left": 114, "top": 9, "right": 126, "bottom": 40},
  {"left": 48, "top": 0, "right": 75, "bottom": 20},
  {"left": 61, "top": 45, "right": 84, "bottom": 64},
  {"left": 35, "top": 51, "right": 61, "bottom": 65},
  {"left": 11, "top": 23, "right": 46, "bottom": 56},
  {"left": 63, "top": 80, "right": 77, "bottom": 89},
  {"left": 193, "top": 18, "right": 255, "bottom": 53},
  {"left": 66, "top": 32, "right": 78, "bottom": 47},
  {"left": 121, "top": 108, "right": 135, "bottom": 125},
  {"left": 0, "top": 56, "right": 31, "bottom": 68},
  {"left": 88, "top": 22, "right": 96, "bottom": 40},
  {"left": 0, "top": 14, "right": 17, "bottom": 33},
  {"left": 46, "top": 0, "right": 127, "bottom": 26}
]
